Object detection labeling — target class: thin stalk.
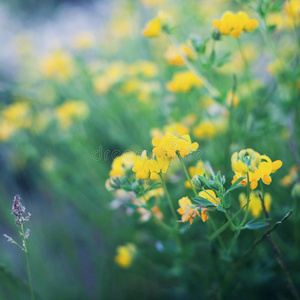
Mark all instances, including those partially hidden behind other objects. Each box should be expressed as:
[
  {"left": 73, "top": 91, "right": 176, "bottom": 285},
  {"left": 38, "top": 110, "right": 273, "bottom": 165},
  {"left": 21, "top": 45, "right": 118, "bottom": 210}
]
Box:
[
  {"left": 167, "top": 34, "right": 220, "bottom": 98},
  {"left": 209, "top": 216, "right": 226, "bottom": 251},
  {"left": 159, "top": 173, "right": 177, "bottom": 220},
  {"left": 258, "top": 194, "right": 300, "bottom": 300},
  {"left": 21, "top": 227, "right": 35, "bottom": 300},
  {"left": 177, "top": 153, "right": 197, "bottom": 196},
  {"left": 240, "top": 172, "right": 251, "bottom": 228}
]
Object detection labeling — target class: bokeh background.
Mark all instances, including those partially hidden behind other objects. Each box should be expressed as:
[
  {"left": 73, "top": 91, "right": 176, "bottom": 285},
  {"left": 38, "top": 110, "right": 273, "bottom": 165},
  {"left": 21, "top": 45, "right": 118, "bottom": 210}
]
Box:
[{"left": 0, "top": 0, "right": 299, "bottom": 299}]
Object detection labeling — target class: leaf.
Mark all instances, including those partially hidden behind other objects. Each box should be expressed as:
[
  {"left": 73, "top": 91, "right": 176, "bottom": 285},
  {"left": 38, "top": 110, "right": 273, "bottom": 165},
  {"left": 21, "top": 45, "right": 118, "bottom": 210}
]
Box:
[
  {"left": 243, "top": 222, "right": 268, "bottom": 230},
  {"left": 144, "top": 182, "right": 162, "bottom": 193},
  {"left": 217, "top": 204, "right": 226, "bottom": 213},
  {"left": 216, "top": 52, "right": 231, "bottom": 67},
  {"left": 267, "top": 25, "right": 277, "bottom": 33},
  {"left": 192, "top": 196, "right": 217, "bottom": 207},
  {"left": 224, "top": 193, "right": 231, "bottom": 209},
  {"left": 227, "top": 177, "right": 245, "bottom": 192},
  {"left": 120, "top": 185, "right": 133, "bottom": 192}
]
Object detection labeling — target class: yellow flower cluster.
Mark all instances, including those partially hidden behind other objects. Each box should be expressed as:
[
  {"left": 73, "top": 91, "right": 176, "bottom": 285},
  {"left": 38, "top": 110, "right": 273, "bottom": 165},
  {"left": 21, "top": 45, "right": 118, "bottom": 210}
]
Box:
[
  {"left": 109, "top": 152, "right": 138, "bottom": 177},
  {"left": 193, "top": 120, "right": 216, "bottom": 139},
  {"left": 152, "top": 133, "right": 198, "bottom": 160},
  {"left": 142, "top": 11, "right": 170, "bottom": 38},
  {"left": 177, "top": 197, "right": 209, "bottom": 225},
  {"left": 115, "top": 243, "right": 136, "bottom": 268},
  {"left": 164, "top": 44, "right": 196, "bottom": 66},
  {"left": 55, "top": 100, "right": 89, "bottom": 130},
  {"left": 280, "top": 165, "right": 298, "bottom": 187},
  {"left": 40, "top": 50, "right": 74, "bottom": 81},
  {"left": 213, "top": 11, "right": 259, "bottom": 38},
  {"left": 166, "top": 71, "right": 202, "bottom": 93},
  {"left": 0, "top": 102, "right": 31, "bottom": 141},
  {"left": 231, "top": 149, "right": 282, "bottom": 190},
  {"left": 132, "top": 151, "right": 169, "bottom": 180},
  {"left": 239, "top": 192, "right": 272, "bottom": 217},
  {"left": 285, "top": 0, "right": 300, "bottom": 20}
]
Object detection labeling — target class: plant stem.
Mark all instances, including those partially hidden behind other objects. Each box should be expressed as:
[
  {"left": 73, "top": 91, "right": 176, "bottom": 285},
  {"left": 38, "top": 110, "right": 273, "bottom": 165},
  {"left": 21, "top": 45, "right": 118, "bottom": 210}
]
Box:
[
  {"left": 209, "top": 215, "right": 226, "bottom": 250},
  {"left": 258, "top": 194, "right": 300, "bottom": 300},
  {"left": 21, "top": 227, "right": 35, "bottom": 300},
  {"left": 240, "top": 172, "right": 250, "bottom": 227},
  {"left": 167, "top": 34, "right": 220, "bottom": 98},
  {"left": 177, "top": 153, "right": 197, "bottom": 196},
  {"left": 159, "top": 173, "right": 177, "bottom": 220}
]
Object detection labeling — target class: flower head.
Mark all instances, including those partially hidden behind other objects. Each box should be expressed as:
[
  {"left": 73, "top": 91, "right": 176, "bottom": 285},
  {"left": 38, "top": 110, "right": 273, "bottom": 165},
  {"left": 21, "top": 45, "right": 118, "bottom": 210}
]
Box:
[
  {"left": 213, "top": 11, "right": 259, "bottom": 38},
  {"left": 166, "top": 71, "right": 202, "bottom": 93},
  {"left": 239, "top": 192, "right": 272, "bottom": 217},
  {"left": 177, "top": 197, "right": 201, "bottom": 225},
  {"left": 115, "top": 243, "right": 136, "bottom": 268}
]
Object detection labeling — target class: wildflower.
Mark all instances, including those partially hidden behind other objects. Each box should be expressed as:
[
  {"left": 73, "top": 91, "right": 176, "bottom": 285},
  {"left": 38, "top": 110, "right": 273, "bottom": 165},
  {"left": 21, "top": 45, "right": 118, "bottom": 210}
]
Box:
[
  {"left": 284, "top": 0, "right": 300, "bottom": 21},
  {"left": 3, "top": 195, "right": 31, "bottom": 252},
  {"left": 185, "top": 161, "right": 206, "bottom": 188},
  {"left": 109, "top": 152, "right": 138, "bottom": 177},
  {"left": 115, "top": 243, "right": 136, "bottom": 268},
  {"left": 239, "top": 192, "right": 272, "bottom": 217},
  {"left": 127, "top": 61, "right": 158, "bottom": 78},
  {"left": 137, "top": 205, "right": 163, "bottom": 222},
  {"left": 152, "top": 133, "right": 198, "bottom": 159},
  {"left": 200, "top": 208, "right": 210, "bottom": 222},
  {"left": 132, "top": 151, "right": 169, "bottom": 180},
  {"left": 164, "top": 123, "right": 189, "bottom": 137},
  {"left": 55, "top": 100, "right": 89, "bottom": 130},
  {"left": 177, "top": 197, "right": 201, "bottom": 225},
  {"left": 40, "top": 50, "right": 74, "bottom": 81},
  {"left": 280, "top": 165, "right": 298, "bottom": 187},
  {"left": 198, "top": 189, "right": 220, "bottom": 206},
  {"left": 231, "top": 149, "right": 261, "bottom": 175},
  {"left": 142, "top": 11, "right": 170, "bottom": 38},
  {"left": 213, "top": 11, "right": 259, "bottom": 38},
  {"left": 258, "top": 155, "right": 282, "bottom": 185},
  {"left": 193, "top": 120, "right": 216, "bottom": 139},
  {"left": 166, "top": 71, "right": 202, "bottom": 93},
  {"left": 164, "top": 44, "right": 196, "bottom": 66}
]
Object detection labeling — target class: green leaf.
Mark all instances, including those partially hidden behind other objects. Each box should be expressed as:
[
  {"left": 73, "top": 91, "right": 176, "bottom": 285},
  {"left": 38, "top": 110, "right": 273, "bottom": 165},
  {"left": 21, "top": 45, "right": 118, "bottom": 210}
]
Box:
[
  {"left": 120, "top": 185, "right": 133, "bottom": 192},
  {"left": 216, "top": 52, "right": 231, "bottom": 67},
  {"left": 144, "top": 182, "right": 162, "bottom": 193},
  {"left": 209, "top": 220, "right": 230, "bottom": 241},
  {"left": 217, "top": 204, "right": 226, "bottom": 213},
  {"left": 227, "top": 176, "right": 245, "bottom": 192},
  {"left": 267, "top": 24, "right": 277, "bottom": 33},
  {"left": 192, "top": 196, "right": 217, "bottom": 207},
  {"left": 243, "top": 222, "right": 268, "bottom": 230},
  {"left": 224, "top": 193, "right": 231, "bottom": 209}
]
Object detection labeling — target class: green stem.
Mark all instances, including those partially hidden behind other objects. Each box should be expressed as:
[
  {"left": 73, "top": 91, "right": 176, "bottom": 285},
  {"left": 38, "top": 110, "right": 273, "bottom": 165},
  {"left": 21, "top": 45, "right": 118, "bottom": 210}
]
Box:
[
  {"left": 167, "top": 34, "right": 220, "bottom": 98},
  {"left": 21, "top": 227, "right": 35, "bottom": 300},
  {"left": 240, "top": 172, "right": 251, "bottom": 228},
  {"left": 159, "top": 173, "right": 177, "bottom": 220},
  {"left": 209, "top": 216, "right": 226, "bottom": 250},
  {"left": 177, "top": 153, "right": 197, "bottom": 196}
]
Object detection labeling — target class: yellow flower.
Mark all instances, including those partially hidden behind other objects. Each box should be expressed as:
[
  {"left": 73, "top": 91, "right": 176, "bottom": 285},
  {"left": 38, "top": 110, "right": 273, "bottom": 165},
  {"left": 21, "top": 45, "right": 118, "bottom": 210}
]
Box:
[
  {"left": 177, "top": 197, "right": 201, "bottom": 225},
  {"left": 115, "top": 243, "right": 136, "bottom": 268},
  {"left": 213, "top": 11, "right": 259, "bottom": 38},
  {"left": 280, "top": 165, "right": 298, "bottom": 187},
  {"left": 198, "top": 189, "right": 220, "bottom": 206},
  {"left": 258, "top": 155, "right": 282, "bottom": 185},
  {"left": 132, "top": 151, "right": 169, "bottom": 180},
  {"left": 143, "top": 18, "right": 161, "bottom": 38},
  {"left": 239, "top": 192, "right": 272, "bottom": 217},
  {"left": 193, "top": 120, "right": 216, "bottom": 139},
  {"left": 55, "top": 100, "right": 89, "bottom": 130},
  {"left": 285, "top": 0, "right": 300, "bottom": 20},
  {"left": 164, "top": 44, "right": 196, "bottom": 66},
  {"left": 200, "top": 208, "right": 210, "bottom": 222},
  {"left": 152, "top": 133, "right": 198, "bottom": 160},
  {"left": 40, "top": 50, "right": 74, "bottom": 81},
  {"left": 185, "top": 161, "right": 206, "bottom": 188},
  {"left": 137, "top": 205, "right": 163, "bottom": 222},
  {"left": 109, "top": 152, "right": 138, "bottom": 177},
  {"left": 164, "top": 123, "right": 189, "bottom": 137},
  {"left": 127, "top": 61, "right": 158, "bottom": 78},
  {"left": 231, "top": 149, "right": 261, "bottom": 175},
  {"left": 166, "top": 71, "right": 202, "bottom": 93}
]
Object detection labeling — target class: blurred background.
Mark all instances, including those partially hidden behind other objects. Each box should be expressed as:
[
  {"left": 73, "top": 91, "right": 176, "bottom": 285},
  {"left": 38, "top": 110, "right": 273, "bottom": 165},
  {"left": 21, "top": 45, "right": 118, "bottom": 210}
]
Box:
[{"left": 0, "top": 0, "right": 299, "bottom": 299}]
